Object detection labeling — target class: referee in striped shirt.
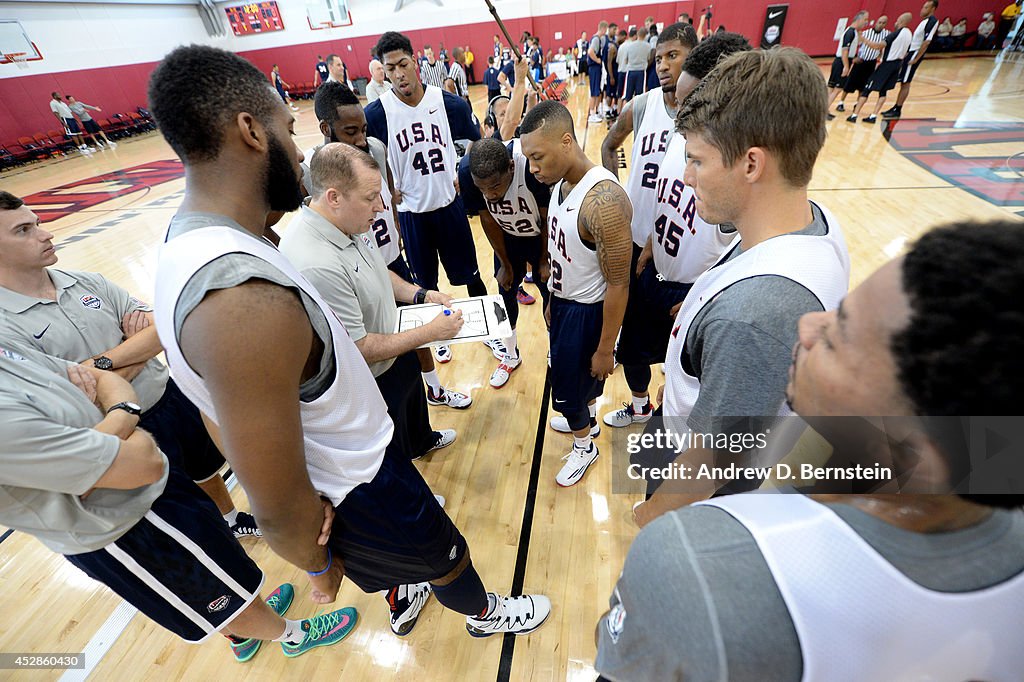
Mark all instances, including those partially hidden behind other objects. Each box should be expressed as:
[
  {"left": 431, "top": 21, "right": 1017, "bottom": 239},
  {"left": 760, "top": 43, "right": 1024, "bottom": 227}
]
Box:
[
  {"left": 835, "top": 16, "right": 890, "bottom": 114},
  {"left": 446, "top": 46, "right": 469, "bottom": 99},
  {"left": 420, "top": 45, "right": 449, "bottom": 89}
]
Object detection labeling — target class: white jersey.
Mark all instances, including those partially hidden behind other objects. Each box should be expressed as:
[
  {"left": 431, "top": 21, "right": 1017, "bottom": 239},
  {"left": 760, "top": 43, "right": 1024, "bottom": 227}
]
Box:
[
  {"left": 664, "top": 203, "right": 850, "bottom": 419},
  {"left": 379, "top": 86, "right": 458, "bottom": 214},
  {"left": 699, "top": 494, "right": 1024, "bottom": 682},
  {"left": 547, "top": 166, "right": 623, "bottom": 304},
  {"left": 625, "top": 90, "right": 674, "bottom": 246},
  {"left": 652, "top": 134, "right": 737, "bottom": 284},
  {"left": 155, "top": 226, "right": 393, "bottom": 505},
  {"left": 366, "top": 136, "right": 401, "bottom": 264},
  {"left": 486, "top": 152, "right": 543, "bottom": 237}
]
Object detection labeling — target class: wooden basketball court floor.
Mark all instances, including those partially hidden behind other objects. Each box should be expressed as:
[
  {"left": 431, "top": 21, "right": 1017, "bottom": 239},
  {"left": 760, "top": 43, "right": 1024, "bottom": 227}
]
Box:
[{"left": 1, "top": 52, "right": 1022, "bottom": 682}]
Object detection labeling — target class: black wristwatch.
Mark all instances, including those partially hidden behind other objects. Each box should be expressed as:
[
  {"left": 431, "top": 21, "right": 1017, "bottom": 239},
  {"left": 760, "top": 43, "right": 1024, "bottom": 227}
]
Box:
[
  {"left": 106, "top": 401, "right": 143, "bottom": 417},
  {"left": 414, "top": 288, "right": 428, "bottom": 305},
  {"left": 93, "top": 356, "right": 114, "bottom": 370}
]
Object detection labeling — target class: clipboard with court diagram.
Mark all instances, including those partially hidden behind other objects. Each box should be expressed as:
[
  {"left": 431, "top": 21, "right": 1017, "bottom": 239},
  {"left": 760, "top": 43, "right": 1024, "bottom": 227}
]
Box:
[{"left": 395, "top": 295, "right": 513, "bottom": 348}]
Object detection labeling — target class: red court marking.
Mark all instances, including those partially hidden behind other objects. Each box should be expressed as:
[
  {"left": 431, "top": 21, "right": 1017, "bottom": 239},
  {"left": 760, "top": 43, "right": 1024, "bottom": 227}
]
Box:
[
  {"left": 19, "top": 159, "right": 184, "bottom": 222},
  {"left": 886, "top": 120, "right": 1024, "bottom": 208}
]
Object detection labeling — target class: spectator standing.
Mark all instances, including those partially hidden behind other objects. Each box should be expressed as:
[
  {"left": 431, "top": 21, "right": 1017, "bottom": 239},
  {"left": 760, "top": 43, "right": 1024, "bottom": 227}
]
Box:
[
  {"left": 365, "top": 59, "right": 392, "bottom": 103},
  {"left": 978, "top": 13, "right": 997, "bottom": 48},
  {"left": 464, "top": 45, "right": 475, "bottom": 83}
]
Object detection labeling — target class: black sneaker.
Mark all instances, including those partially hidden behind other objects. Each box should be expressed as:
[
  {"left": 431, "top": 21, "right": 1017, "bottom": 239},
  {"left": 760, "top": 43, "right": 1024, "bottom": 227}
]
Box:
[
  {"left": 826, "top": 112, "right": 836, "bottom": 121},
  {"left": 862, "top": 114, "right": 878, "bottom": 124},
  {"left": 881, "top": 106, "right": 902, "bottom": 119},
  {"left": 846, "top": 114, "right": 858, "bottom": 122},
  {"left": 230, "top": 511, "right": 262, "bottom": 538},
  {"left": 836, "top": 103, "right": 846, "bottom": 112}
]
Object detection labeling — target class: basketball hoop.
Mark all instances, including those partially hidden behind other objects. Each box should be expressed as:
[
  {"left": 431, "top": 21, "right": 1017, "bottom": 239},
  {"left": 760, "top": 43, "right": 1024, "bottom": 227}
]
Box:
[{"left": 2, "top": 52, "right": 29, "bottom": 69}]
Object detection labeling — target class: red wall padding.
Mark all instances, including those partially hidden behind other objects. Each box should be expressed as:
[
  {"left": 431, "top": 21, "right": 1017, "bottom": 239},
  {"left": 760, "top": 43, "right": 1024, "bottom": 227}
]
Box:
[{"left": 0, "top": 0, "right": 999, "bottom": 148}]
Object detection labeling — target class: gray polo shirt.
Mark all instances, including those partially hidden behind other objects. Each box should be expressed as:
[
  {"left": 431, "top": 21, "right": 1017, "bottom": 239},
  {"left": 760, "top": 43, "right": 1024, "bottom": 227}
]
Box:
[
  {"left": 280, "top": 205, "right": 397, "bottom": 377},
  {"left": 0, "top": 343, "right": 168, "bottom": 555},
  {"left": 0, "top": 269, "right": 168, "bottom": 412},
  {"left": 620, "top": 39, "right": 653, "bottom": 71}
]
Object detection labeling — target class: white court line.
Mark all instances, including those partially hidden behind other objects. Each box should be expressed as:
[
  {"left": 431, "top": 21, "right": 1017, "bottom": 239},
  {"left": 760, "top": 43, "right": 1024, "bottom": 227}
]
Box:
[{"left": 58, "top": 472, "right": 239, "bottom": 682}]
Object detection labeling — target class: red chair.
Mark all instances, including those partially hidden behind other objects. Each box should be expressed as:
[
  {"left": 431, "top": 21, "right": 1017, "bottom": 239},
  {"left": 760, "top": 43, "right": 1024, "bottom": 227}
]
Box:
[{"left": 45, "top": 130, "right": 75, "bottom": 154}]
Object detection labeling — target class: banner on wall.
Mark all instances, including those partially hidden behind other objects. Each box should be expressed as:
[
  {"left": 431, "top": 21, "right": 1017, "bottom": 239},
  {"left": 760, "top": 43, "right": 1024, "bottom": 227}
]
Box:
[{"left": 761, "top": 4, "right": 788, "bottom": 48}]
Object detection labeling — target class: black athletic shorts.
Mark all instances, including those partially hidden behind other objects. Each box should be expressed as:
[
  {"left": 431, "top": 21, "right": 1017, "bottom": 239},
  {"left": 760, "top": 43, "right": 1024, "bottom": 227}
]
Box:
[
  {"left": 827, "top": 57, "right": 849, "bottom": 88},
  {"left": 66, "top": 466, "right": 263, "bottom": 643},
  {"left": 329, "top": 451, "right": 467, "bottom": 593},
  {"left": 140, "top": 377, "right": 226, "bottom": 482},
  {"left": 865, "top": 59, "right": 902, "bottom": 95},
  {"left": 843, "top": 60, "right": 877, "bottom": 94}
]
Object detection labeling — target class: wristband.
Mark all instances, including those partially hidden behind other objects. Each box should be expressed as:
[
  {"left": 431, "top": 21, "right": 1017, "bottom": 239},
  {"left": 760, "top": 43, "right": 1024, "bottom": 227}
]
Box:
[
  {"left": 414, "top": 288, "right": 427, "bottom": 305},
  {"left": 307, "top": 548, "right": 332, "bottom": 576}
]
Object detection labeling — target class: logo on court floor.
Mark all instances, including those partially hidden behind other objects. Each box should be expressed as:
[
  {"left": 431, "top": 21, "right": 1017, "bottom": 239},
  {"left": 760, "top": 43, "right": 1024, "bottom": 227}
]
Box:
[
  {"left": 885, "top": 119, "right": 1024, "bottom": 209},
  {"left": 208, "top": 595, "right": 231, "bottom": 613},
  {"left": 80, "top": 294, "right": 102, "bottom": 310}
]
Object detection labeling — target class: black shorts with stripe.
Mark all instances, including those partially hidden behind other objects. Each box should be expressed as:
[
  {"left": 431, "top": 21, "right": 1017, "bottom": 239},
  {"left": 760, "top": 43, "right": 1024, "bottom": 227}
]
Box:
[
  {"left": 65, "top": 466, "right": 263, "bottom": 643},
  {"left": 843, "top": 60, "right": 877, "bottom": 94},
  {"left": 865, "top": 59, "right": 902, "bottom": 95},
  {"left": 617, "top": 249, "right": 692, "bottom": 368},
  {"left": 329, "top": 451, "right": 467, "bottom": 593}
]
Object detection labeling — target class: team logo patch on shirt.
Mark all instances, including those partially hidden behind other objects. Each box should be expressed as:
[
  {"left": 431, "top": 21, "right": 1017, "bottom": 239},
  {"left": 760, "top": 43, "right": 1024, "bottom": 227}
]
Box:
[
  {"left": 606, "top": 603, "right": 627, "bottom": 644},
  {"left": 80, "top": 294, "right": 102, "bottom": 310},
  {"left": 128, "top": 296, "right": 153, "bottom": 312},
  {"left": 207, "top": 595, "right": 232, "bottom": 613}
]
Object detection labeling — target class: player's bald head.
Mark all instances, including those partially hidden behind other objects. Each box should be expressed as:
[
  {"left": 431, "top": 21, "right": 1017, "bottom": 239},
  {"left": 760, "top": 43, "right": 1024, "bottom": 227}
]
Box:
[{"left": 520, "top": 101, "right": 576, "bottom": 142}]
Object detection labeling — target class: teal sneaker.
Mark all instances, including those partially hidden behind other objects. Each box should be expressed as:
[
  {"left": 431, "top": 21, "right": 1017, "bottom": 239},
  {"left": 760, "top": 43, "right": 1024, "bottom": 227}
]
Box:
[
  {"left": 229, "top": 583, "right": 296, "bottom": 663},
  {"left": 281, "top": 607, "right": 359, "bottom": 658}
]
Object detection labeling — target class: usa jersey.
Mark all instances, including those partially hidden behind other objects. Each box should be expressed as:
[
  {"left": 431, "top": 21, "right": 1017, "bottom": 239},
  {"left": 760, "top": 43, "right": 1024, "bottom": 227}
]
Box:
[
  {"left": 652, "top": 134, "right": 736, "bottom": 284},
  {"left": 366, "top": 85, "right": 480, "bottom": 214},
  {"left": 366, "top": 137, "right": 401, "bottom": 264},
  {"left": 625, "top": 90, "right": 674, "bottom": 246},
  {"left": 459, "top": 142, "right": 550, "bottom": 237},
  {"left": 547, "top": 166, "right": 623, "bottom": 304}
]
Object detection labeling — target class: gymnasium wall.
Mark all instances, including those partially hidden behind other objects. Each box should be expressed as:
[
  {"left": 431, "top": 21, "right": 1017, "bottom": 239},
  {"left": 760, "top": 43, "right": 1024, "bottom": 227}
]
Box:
[{"left": 0, "top": 0, "right": 1002, "bottom": 147}]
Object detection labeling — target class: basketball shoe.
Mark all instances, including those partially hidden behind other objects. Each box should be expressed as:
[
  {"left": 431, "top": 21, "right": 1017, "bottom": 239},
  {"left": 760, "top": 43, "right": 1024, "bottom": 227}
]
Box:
[
  {"left": 387, "top": 583, "right": 433, "bottom": 636},
  {"left": 281, "top": 608, "right": 359, "bottom": 658},
  {"left": 603, "top": 401, "right": 654, "bottom": 428},
  {"left": 229, "top": 583, "right": 294, "bottom": 662},
  {"left": 556, "top": 441, "right": 599, "bottom": 487},
  {"left": 465, "top": 593, "right": 551, "bottom": 637},
  {"left": 490, "top": 350, "right": 521, "bottom": 388},
  {"left": 549, "top": 415, "right": 600, "bottom": 437},
  {"left": 426, "top": 386, "right": 472, "bottom": 409}
]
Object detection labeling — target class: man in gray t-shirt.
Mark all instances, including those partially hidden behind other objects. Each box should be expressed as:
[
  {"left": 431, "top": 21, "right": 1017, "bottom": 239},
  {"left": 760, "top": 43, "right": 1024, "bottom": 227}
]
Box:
[
  {"left": 0, "top": 191, "right": 260, "bottom": 539},
  {"left": 65, "top": 95, "right": 116, "bottom": 149},
  {"left": 597, "top": 219, "right": 1024, "bottom": 682}
]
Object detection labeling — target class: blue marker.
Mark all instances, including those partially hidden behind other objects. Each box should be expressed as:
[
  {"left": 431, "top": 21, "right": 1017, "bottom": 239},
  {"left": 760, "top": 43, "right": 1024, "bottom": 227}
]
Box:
[{"left": 443, "top": 309, "right": 452, "bottom": 316}]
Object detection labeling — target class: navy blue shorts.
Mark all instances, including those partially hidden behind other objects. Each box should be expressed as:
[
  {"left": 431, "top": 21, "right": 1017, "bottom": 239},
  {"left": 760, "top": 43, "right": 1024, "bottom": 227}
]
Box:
[
  {"left": 605, "top": 72, "right": 619, "bottom": 98},
  {"left": 140, "top": 378, "right": 226, "bottom": 482},
  {"left": 588, "top": 64, "right": 604, "bottom": 97},
  {"left": 330, "top": 452, "right": 467, "bottom": 593},
  {"left": 375, "top": 350, "right": 435, "bottom": 460},
  {"left": 615, "top": 70, "right": 627, "bottom": 98},
  {"left": 624, "top": 71, "right": 646, "bottom": 101},
  {"left": 65, "top": 466, "right": 263, "bottom": 643},
  {"left": 398, "top": 196, "right": 480, "bottom": 291},
  {"left": 645, "top": 61, "right": 660, "bottom": 90},
  {"left": 62, "top": 117, "right": 81, "bottom": 135},
  {"left": 82, "top": 119, "right": 101, "bottom": 134},
  {"left": 618, "top": 257, "right": 691, "bottom": 367},
  {"left": 494, "top": 232, "right": 549, "bottom": 329},
  {"left": 549, "top": 296, "right": 605, "bottom": 430},
  {"left": 387, "top": 253, "right": 413, "bottom": 283}
]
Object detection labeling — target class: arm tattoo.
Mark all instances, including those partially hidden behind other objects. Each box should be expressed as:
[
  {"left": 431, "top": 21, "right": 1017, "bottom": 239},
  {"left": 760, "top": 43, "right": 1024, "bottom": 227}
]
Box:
[{"left": 580, "top": 180, "right": 633, "bottom": 287}]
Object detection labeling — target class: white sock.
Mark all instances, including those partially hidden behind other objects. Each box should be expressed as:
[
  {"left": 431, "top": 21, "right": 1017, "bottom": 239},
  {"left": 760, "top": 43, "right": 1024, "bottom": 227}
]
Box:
[
  {"left": 632, "top": 395, "right": 650, "bottom": 413},
  {"left": 503, "top": 330, "right": 518, "bottom": 360},
  {"left": 588, "top": 403, "right": 597, "bottom": 419},
  {"left": 223, "top": 509, "right": 239, "bottom": 525},
  {"left": 574, "top": 434, "right": 593, "bottom": 451},
  {"left": 422, "top": 370, "right": 441, "bottom": 392},
  {"left": 273, "top": 618, "right": 306, "bottom": 645}
]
